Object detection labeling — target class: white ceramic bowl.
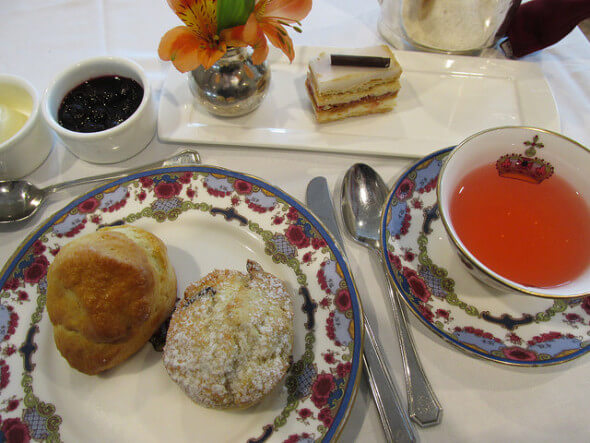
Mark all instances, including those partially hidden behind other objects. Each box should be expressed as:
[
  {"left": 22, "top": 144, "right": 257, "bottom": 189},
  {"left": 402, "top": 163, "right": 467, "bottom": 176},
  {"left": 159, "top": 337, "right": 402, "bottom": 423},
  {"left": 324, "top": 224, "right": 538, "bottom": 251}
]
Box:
[
  {"left": 0, "top": 74, "right": 53, "bottom": 179},
  {"left": 437, "top": 126, "right": 590, "bottom": 299},
  {"left": 42, "top": 56, "right": 156, "bottom": 164}
]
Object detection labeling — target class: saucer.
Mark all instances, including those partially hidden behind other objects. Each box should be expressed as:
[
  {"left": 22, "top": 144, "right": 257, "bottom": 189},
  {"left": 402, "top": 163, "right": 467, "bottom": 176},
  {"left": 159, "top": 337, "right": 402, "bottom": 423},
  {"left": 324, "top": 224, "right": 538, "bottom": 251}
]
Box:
[{"left": 380, "top": 148, "right": 590, "bottom": 366}]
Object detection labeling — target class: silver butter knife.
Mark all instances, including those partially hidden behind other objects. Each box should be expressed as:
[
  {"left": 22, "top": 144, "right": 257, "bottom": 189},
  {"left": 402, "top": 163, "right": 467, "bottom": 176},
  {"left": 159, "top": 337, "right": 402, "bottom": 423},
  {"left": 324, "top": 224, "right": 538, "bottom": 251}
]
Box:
[{"left": 306, "top": 176, "right": 416, "bottom": 443}]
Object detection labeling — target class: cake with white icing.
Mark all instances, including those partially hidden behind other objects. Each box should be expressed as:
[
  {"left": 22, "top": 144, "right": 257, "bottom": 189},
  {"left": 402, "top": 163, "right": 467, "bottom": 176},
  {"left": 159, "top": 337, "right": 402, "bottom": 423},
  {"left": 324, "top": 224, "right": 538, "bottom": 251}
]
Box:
[{"left": 305, "top": 45, "right": 402, "bottom": 123}]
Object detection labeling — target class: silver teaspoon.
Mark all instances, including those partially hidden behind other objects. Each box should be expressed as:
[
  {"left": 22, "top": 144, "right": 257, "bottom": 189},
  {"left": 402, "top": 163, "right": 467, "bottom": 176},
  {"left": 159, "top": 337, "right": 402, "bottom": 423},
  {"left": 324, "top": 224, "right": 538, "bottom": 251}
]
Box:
[
  {"left": 0, "top": 149, "right": 201, "bottom": 224},
  {"left": 341, "top": 163, "right": 442, "bottom": 427}
]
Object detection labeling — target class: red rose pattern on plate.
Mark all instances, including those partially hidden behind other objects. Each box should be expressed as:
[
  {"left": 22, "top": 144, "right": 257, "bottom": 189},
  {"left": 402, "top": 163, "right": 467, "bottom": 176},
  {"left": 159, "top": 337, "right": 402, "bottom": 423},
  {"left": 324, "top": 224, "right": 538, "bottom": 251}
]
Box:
[
  {"left": 382, "top": 148, "right": 590, "bottom": 366},
  {"left": 0, "top": 166, "right": 363, "bottom": 441}
]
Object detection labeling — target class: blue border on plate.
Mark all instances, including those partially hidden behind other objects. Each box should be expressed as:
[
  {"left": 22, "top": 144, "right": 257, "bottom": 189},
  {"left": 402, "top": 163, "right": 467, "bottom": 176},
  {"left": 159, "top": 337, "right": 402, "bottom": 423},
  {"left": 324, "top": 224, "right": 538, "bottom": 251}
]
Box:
[
  {"left": 0, "top": 165, "right": 362, "bottom": 439},
  {"left": 380, "top": 148, "right": 590, "bottom": 366}
]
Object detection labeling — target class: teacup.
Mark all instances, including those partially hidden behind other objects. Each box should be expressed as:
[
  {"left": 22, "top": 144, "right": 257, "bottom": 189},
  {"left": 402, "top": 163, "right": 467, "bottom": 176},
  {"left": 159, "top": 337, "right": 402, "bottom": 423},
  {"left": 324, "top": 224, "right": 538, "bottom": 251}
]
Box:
[
  {"left": 0, "top": 74, "right": 53, "bottom": 179},
  {"left": 437, "top": 126, "right": 590, "bottom": 298}
]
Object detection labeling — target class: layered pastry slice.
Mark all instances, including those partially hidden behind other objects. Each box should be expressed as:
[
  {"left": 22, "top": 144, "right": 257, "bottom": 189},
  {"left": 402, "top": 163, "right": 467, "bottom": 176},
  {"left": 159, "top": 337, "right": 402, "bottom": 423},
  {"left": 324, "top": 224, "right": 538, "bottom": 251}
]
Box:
[{"left": 305, "top": 45, "right": 402, "bottom": 123}]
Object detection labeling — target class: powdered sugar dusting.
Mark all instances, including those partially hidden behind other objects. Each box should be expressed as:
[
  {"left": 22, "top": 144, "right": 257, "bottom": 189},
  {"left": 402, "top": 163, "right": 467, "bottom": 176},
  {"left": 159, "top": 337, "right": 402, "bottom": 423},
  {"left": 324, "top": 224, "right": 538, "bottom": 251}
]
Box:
[{"left": 163, "top": 261, "right": 294, "bottom": 408}]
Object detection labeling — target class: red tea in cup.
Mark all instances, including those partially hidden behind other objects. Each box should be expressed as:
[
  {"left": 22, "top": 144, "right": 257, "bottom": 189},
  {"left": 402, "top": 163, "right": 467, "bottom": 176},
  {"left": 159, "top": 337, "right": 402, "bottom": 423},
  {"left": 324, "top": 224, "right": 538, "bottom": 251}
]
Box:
[{"left": 449, "top": 162, "right": 590, "bottom": 288}]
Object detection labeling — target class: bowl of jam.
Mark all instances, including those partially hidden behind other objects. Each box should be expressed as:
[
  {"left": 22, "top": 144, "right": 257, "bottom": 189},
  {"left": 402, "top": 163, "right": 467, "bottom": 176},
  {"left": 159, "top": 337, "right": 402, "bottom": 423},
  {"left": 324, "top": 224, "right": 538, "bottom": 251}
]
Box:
[
  {"left": 42, "top": 56, "right": 156, "bottom": 163},
  {"left": 437, "top": 126, "right": 590, "bottom": 299}
]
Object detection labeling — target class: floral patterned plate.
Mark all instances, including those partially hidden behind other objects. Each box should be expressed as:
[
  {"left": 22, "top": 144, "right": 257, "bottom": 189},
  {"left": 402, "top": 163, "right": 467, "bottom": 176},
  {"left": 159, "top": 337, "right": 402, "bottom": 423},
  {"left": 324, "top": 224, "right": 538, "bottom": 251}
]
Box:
[
  {"left": 0, "top": 166, "right": 363, "bottom": 442},
  {"left": 381, "top": 148, "right": 590, "bottom": 366}
]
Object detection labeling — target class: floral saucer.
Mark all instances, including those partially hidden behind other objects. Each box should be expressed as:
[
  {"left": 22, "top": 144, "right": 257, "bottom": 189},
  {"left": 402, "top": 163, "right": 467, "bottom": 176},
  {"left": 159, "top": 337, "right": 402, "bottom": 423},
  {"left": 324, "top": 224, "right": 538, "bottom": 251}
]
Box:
[
  {"left": 0, "top": 166, "right": 363, "bottom": 442},
  {"left": 381, "top": 148, "right": 590, "bottom": 366}
]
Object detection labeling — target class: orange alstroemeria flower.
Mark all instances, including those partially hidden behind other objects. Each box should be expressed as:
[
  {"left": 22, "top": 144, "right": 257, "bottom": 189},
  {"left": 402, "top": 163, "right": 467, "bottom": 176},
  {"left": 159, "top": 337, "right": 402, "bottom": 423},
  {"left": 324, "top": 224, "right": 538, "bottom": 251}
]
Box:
[
  {"left": 221, "top": 13, "right": 269, "bottom": 64},
  {"left": 256, "top": 0, "right": 312, "bottom": 61},
  {"left": 160, "top": 0, "right": 312, "bottom": 71},
  {"left": 223, "top": 0, "right": 312, "bottom": 65},
  {"left": 158, "top": 0, "right": 227, "bottom": 72}
]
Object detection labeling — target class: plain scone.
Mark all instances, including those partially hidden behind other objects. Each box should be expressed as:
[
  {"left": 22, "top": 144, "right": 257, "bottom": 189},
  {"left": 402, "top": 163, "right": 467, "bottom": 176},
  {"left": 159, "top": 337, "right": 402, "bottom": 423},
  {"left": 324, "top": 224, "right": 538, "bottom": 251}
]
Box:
[
  {"left": 46, "top": 225, "right": 177, "bottom": 375},
  {"left": 163, "top": 260, "right": 294, "bottom": 409}
]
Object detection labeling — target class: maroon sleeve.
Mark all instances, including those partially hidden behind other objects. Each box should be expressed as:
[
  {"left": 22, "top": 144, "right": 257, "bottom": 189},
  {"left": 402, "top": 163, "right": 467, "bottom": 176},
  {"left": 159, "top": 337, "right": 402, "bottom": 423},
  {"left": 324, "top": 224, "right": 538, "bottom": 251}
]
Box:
[{"left": 504, "top": 0, "right": 590, "bottom": 57}]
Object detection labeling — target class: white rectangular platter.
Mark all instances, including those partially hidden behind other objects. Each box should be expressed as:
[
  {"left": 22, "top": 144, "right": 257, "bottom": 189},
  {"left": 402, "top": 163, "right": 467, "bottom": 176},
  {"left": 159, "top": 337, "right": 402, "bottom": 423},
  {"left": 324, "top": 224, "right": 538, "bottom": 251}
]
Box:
[{"left": 157, "top": 46, "right": 560, "bottom": 158}]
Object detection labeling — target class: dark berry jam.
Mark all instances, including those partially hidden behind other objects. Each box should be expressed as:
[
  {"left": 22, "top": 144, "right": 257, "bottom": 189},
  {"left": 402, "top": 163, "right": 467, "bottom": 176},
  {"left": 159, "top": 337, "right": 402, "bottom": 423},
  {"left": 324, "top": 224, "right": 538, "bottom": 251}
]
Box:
[{"left": 58, "top": 75, "right": 143, "bottom": 133}]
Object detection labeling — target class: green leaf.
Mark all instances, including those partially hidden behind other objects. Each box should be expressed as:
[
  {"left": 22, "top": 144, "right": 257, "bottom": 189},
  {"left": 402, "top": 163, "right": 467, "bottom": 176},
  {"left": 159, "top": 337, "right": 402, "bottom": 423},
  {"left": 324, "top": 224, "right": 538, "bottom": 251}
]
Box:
[{"left": 217, "top": 0, "right": 255, "bottom": 33}]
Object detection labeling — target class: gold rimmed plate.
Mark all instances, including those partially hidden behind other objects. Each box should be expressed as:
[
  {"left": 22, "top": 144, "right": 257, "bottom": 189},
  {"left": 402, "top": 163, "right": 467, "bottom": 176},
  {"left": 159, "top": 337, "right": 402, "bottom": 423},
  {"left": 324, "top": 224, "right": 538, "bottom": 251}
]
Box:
[
  {"left": 380, "top": 148, "right": 590, "bottom": 366},
  {"left": 0, "top": 165, "right": 363, "bottom": 441}
]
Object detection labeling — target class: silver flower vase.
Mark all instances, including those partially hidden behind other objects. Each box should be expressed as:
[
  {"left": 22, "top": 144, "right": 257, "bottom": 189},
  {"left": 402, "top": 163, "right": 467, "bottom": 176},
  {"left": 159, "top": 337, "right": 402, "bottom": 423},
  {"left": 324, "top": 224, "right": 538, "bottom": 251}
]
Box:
[{"left": 189, "top": 46, "right": 270, "bottom": 117}]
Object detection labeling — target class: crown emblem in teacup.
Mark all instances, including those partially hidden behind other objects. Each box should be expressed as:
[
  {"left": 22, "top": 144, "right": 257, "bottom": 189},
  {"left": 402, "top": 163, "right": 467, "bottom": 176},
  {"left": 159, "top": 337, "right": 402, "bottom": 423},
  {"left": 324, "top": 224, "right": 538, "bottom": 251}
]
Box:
[{"left": 495, "top": 135, "right": 554, "bottom": 184}]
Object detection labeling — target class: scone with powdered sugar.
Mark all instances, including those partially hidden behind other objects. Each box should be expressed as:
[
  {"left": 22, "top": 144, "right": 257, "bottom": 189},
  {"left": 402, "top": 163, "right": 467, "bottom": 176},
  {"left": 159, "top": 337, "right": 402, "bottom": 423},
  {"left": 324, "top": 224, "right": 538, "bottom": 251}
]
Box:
[{"left": 163, "top": 260, "right": 294, "bottom": 409}]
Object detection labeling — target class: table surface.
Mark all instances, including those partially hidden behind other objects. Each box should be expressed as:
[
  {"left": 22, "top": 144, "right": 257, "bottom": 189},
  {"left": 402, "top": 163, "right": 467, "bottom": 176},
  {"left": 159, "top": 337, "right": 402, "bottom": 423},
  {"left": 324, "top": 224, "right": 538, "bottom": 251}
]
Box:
[{"left": 1, "top": 1, "right": 590, "bottom": 442}]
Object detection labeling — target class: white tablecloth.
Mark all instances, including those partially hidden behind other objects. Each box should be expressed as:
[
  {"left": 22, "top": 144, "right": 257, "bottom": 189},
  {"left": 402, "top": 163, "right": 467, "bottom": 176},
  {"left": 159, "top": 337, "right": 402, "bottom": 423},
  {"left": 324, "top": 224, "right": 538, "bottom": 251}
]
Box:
[{"left": 1, "top": 1, "right": 590, "bottom": 441}]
